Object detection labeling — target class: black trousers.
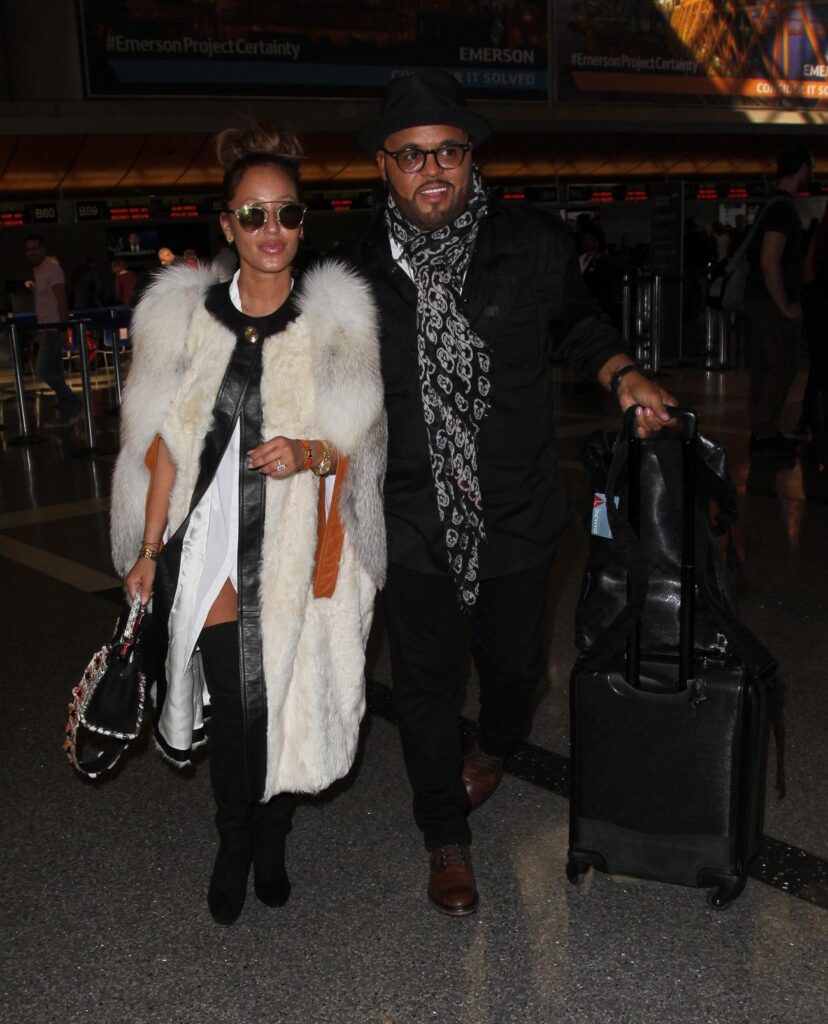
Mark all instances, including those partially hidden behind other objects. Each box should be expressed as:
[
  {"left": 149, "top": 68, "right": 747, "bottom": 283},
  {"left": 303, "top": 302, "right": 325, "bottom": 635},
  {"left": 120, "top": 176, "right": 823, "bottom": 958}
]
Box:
[
  {"left": 746, "top": 299, "right": 800, "bottom": 439},
  {"left": 382, "top": 559, "right": 552, "bottom": 850},
  {"left": 197, "top": 622, "right": 295, "bottom": 837}
]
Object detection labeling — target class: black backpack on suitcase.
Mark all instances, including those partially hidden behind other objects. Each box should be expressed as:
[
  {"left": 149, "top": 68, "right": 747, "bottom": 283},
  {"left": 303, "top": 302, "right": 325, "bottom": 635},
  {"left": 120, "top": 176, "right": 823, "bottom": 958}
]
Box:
[{"left": 567, "top": 408, "right": 778, "bottom": 909}]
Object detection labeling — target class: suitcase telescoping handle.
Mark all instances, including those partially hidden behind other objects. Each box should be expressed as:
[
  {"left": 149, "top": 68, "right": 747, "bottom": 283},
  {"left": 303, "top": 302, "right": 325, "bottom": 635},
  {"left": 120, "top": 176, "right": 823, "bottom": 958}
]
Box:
[{"left": 626, "top": 405, "right": 698, "bottom": 690}]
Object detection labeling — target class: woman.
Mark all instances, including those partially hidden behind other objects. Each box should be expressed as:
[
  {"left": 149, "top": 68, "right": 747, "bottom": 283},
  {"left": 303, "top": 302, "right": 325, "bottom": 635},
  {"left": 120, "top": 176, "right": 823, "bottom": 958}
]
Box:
[{"left": 110, "top": 124, "right": 386, "bottom": 926}]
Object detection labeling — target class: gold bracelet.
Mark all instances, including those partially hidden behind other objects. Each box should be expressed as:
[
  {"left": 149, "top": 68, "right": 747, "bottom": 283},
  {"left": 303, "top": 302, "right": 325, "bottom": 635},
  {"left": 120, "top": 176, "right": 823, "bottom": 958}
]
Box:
[
  {"left": 311, "top": 438, "right": 333, "bottom": 477},
  {"left": 298, "top": 440, "right": 313, "bottom": 471},
  {"left": 139, "top": 545, "right": 158, "bottom": 561}
]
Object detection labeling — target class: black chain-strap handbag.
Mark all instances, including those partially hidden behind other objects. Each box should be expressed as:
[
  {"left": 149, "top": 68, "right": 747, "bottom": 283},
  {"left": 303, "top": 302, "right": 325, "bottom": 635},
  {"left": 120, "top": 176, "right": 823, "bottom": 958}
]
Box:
[{"left": 64, "top": 590, "right": 147, "bottom": 778}]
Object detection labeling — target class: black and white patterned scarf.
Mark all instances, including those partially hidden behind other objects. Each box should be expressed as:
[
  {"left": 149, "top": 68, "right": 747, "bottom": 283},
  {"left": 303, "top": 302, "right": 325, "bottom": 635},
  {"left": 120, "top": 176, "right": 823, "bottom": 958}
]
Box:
[{"left": 385, "top": 167, "right": 490, "bottom": 609}]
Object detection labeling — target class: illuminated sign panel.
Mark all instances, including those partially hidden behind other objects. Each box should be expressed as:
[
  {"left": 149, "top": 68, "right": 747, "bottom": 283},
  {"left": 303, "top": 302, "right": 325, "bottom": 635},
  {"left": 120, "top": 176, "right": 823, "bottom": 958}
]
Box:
[
  {"left": 525, "top": 185, "right": 559, "bottom": 204},
  {"left": 28, "top": 203, "right": 58, "bottom": 224},
  {"left": 567, "top": 184, "right": 650, "bottom": 204},
  {"left": 79, "top": 0, "right": 548, "bottom": 99},
  {"left": 167, "top": 202, "right": 201, "bottom": 219},
  {"left": 306, "top": 190, "right": 373, "bottom": 212},
  {"left": 557, "top": 0, "right": 828, "bottom": 110},
  {"left": 0, "top": 205, "right": 24, "bottom": 228},
  {"left": 1, "top": 203, "right": 57, "bottom": 227},
  {"left": 688, "top": 182, "right": 769, "bottom": 201},
  {"left": 76, "top": 201, "right": 108, "bottom": 222},
  {"left": 108, "top": 204, "right": 150, "bottom": 221}
]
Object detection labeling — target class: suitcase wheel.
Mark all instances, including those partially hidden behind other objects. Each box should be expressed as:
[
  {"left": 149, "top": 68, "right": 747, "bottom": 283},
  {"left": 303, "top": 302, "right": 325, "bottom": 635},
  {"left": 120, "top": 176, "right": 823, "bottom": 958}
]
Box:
[
  {"left": 565, "top": 859, "right": 588, "bottom": 885},
  {"left": 706, "top": 879, "right": 745, "bottom": 910}
]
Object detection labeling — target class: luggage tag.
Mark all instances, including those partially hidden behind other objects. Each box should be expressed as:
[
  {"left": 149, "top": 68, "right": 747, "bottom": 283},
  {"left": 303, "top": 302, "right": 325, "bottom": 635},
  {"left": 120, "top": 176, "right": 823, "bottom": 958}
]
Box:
[{"left": 591, "top": 492, "right": 619, "bottom": 539}]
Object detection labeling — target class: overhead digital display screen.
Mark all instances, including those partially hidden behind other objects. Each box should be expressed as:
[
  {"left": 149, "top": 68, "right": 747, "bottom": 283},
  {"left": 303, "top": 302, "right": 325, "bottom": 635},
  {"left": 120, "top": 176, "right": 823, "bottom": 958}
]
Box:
[
  {"left": 79, "top": 0, "right": 548, "bottom": 99},
  {"left": 567, "top": 183, "right": 650, "bottom": 204}
]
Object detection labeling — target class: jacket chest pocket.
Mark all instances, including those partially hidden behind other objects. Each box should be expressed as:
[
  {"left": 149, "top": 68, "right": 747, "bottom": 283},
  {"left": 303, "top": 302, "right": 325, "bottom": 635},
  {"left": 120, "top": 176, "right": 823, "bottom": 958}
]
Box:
[{"left": 472, "top": 278, "right": 544, "bottom": 366}]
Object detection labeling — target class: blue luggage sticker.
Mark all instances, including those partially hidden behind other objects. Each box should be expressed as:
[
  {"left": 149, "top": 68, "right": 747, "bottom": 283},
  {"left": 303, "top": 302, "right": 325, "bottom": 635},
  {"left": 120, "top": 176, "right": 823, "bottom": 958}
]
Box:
[{"left": 591, "top": 492, "right": 619, "bottom": 539}]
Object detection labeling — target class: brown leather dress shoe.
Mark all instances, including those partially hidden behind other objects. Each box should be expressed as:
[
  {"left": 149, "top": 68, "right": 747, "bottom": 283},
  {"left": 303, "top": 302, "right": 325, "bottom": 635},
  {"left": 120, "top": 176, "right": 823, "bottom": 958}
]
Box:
[
  {"left": 462, "top": 742, "right": 505, "bottom": 810},
  {"left": 428, "top": 844, "right": 478, "bottom": 916}
]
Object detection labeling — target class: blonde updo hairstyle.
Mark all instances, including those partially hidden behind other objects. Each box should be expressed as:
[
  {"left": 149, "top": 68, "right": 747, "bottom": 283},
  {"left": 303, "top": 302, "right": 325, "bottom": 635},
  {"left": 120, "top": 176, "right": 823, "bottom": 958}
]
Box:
[{"left": 216, "top": 122, "right": 304, "bottom": 207}]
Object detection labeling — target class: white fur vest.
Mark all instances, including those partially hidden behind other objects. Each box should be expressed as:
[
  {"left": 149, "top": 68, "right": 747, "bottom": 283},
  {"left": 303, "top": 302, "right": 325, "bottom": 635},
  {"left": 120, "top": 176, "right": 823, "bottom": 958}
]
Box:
[{"left": 110, "top": 261, "right": 386, "bottom": 796}]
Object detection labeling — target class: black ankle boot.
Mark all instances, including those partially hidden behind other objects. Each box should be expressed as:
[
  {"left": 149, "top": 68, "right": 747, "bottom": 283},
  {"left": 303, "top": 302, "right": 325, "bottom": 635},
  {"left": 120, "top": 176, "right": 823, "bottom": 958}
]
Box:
[
  {"left": 253, "top": 828, "right": 291, "bottom": 907},
  {"left": 208, "top": 830, "right": 253, "bottom": 926}
]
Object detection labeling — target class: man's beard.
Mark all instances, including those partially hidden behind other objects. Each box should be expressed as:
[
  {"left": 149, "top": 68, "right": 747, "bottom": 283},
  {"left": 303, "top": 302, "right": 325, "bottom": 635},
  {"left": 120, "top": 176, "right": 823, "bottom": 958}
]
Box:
[{"left": 388, "top": 179, "right": 467, "bottom": 231}]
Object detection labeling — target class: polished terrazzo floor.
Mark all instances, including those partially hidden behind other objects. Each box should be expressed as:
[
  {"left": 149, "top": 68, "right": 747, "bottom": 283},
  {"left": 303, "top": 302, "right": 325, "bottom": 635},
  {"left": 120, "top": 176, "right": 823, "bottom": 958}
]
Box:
[{"left": 1, "top": 356, "right": 826, "bottom": 1024}]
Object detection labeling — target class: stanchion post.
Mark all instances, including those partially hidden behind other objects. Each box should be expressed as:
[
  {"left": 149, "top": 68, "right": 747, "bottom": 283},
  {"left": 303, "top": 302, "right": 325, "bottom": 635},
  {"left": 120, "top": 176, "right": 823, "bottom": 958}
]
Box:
[
  {"left": 635, "top": 276, "right": 647, "bottom": 342},
  {"left": 106, "top": 316, "right": 123, "bottom": 406},
  {"left": 635, "top": 278, "right": 652, "bottom": 368},
  {"left": 727, "top": 311, "right": 742, "bottom": 368},
  {"left": 73, "top": 322, "right": 97, "bottom": 450},
  {"left": 621, "top": 273, "right": 632, "bottom": 343},
  {"left": 6, "top": 320, "right": 45, "bottom": 446},
  {"left": 650, "top": 275, "right": 662, "bottom": 374},
  {"left": 717, "top": 308, "right": 728, "bottom": 369},
  {"left": 704, "top": 307, "right": 719, "bottom": 370}
]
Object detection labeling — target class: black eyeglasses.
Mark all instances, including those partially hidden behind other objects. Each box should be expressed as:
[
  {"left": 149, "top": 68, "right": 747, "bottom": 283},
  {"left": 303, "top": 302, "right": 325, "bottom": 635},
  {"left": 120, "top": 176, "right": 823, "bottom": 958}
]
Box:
[
  {"left": 383, "top": 143, "right": 471, "bottom": 175},
  {"left": 231, "top": 201, "right": 306, "bottom": 232}
]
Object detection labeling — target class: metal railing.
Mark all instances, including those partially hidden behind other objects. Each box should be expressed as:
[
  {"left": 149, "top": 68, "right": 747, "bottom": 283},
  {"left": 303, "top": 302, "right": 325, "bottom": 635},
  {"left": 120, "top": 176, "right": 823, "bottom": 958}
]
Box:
[
  {"left": 0, "top": 306, "right": 132, "bottom": 451},
  {"left": 622, "top": 269, "right": 747, "bottom": 375},
  {"left": 622, "top": 271, "right": 660, "bottom": 373}
]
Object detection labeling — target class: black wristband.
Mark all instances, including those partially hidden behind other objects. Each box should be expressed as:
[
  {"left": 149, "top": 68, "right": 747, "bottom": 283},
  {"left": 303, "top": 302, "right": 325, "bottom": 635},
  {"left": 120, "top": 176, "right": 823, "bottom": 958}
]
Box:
[{"left": 609, "top": 362, "right": 638, "bottom": 396}]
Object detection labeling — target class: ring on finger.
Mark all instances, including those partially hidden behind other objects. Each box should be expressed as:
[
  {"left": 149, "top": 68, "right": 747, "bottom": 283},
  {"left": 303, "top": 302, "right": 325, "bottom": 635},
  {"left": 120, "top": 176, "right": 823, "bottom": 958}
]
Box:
[{"left": 276, "top": 460, "right": 286, "bottom": 472}]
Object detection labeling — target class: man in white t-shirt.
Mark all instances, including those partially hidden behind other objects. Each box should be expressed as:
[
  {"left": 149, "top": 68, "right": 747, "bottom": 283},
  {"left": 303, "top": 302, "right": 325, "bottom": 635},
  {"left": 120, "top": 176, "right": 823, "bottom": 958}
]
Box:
[{"left": 24, "top": 234, "right": 81, "bottom": 426}]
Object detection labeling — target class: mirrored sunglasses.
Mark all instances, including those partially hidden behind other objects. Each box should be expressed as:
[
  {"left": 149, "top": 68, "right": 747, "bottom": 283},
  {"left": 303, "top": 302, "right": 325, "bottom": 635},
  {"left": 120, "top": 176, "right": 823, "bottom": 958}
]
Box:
[{"left": 232, "top": 201, "right": 306, "bottom": 232}]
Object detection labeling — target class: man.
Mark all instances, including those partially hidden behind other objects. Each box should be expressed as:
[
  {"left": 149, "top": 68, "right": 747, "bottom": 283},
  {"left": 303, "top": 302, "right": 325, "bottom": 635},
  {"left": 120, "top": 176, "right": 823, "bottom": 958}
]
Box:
[
  {"left": 347, "top": 70, "right": 675, "bottom": 916},
  {"left": 744, "top": 144, "right": 812, "bottom": 459},
  {"left": 24, "top": 234, "right": 80, "bottom": 427},
  {"left": 111, "top": 258, "right": 138, "bottom": 307}
]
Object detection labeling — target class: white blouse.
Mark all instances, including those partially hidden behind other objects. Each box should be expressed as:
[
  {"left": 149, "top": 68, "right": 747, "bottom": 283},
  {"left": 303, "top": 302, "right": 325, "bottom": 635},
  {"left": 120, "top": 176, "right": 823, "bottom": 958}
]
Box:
[
  {"left": 166, "top": 273, "right": 244, "bottom": 696},
  {"left": 166, "top": 272, "right": 334, "bottom": 701}
]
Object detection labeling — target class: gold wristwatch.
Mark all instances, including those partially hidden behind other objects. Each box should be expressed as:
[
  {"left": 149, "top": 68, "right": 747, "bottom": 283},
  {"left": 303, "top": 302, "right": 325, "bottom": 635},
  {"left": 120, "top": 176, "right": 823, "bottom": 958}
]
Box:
[{"left": 311, "top": 439, "right": 333, "bottom": 477}]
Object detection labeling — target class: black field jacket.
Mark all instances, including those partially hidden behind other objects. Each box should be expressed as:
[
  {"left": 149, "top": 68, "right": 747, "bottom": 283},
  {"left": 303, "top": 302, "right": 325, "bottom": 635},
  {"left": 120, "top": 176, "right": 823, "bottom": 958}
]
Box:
[{"left": 343, "top": 198, "right": 626, "bottom": 579}]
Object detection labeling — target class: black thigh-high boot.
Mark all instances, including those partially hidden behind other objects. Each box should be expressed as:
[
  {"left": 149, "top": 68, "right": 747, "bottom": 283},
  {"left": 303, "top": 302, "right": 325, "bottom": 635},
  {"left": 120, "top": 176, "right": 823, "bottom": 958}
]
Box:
[
  {"left": 252, "top": 792, "right": 296, "bottom": 907},
  {"left": 198, "top": 621, "right": 253, "bottom": 926}
]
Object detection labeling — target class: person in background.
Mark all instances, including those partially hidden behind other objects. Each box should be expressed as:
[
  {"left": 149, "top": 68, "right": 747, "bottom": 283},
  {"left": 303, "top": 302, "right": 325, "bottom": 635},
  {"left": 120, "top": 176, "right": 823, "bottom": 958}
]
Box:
[
  {"left": 24, "top": 234, "right": 81, "bottom": 428},
  {"left": 731, "top": 213, "right": 748, "bottom": 252},
  {"left": 71, "top": 257, "right": 103, "bottom": 309},
  {"left": 745, "top": 144, "right": 813, "bottom": 459},
  {"left": 803, "top": 215, "right": 819, "bottom": 253},
  {"left": 211, "top": 240, "right": 239, "bottom": 283},
  {"left": 578, "top": 223, "right": 616, "bottom": 325},
  {"left": 683, "top": 217, "right": 715, "bottom": 325},
  {"left": 711, "top": 221, "right": 731, "bottom": 264},
  {"left": 182, "top": 248, "right": 199, "bottom": 268},
  {"left": 157, "top": 247, "right": 178, "bottom": 267},
  {"left": 571, "top": 211, "right": 599, "bottom": 261},
  {"left": 799, "top": 203, "right": 828, "bottom": 458},
  {"left": 127, "top": 232, "right": 142, "bottom": 253},
  {"left": 111, "top": 258, "right": 138, "bottom": 307}
]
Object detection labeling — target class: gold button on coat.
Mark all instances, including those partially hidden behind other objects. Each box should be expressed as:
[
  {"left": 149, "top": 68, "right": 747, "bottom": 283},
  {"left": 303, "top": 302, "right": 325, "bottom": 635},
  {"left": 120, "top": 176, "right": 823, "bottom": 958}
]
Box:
[{"left": 243, "top": 326, "right": 259, "bottom": 343}]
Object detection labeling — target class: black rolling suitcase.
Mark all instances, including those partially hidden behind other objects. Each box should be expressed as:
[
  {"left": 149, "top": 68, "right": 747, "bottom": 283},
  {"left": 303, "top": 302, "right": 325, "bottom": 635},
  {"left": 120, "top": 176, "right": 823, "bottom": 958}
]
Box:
[{"left": 567, "top": 408, "right": 777, "bottom": 909}]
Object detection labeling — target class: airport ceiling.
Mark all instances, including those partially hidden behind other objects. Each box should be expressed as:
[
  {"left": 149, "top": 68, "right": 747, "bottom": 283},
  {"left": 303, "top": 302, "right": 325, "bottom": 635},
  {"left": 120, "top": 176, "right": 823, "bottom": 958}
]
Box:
[{"left": 1, "top": 129, "right": 826, "bottom": 195}]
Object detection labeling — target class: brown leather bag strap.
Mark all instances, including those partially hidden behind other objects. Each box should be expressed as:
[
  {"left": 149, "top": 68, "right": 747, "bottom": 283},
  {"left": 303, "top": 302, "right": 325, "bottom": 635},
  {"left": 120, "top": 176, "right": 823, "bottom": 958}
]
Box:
[{"left": 313, "top": 456, "right": 349, "bottom": 599}]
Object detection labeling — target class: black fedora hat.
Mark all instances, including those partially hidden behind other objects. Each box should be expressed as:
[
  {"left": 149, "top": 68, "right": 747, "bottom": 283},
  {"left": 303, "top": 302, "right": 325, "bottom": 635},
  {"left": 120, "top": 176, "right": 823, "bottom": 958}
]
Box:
[{"left": 359, "top": 69, "right": 492, "bottom": 153}]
